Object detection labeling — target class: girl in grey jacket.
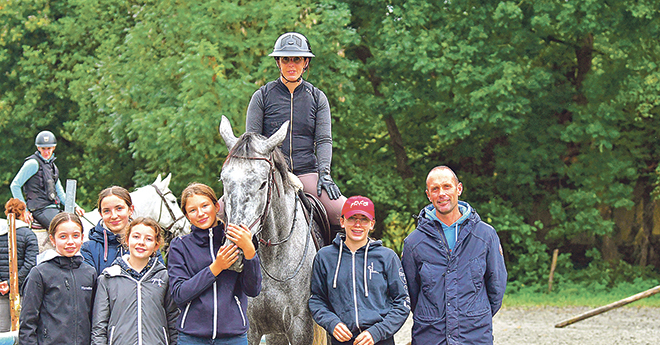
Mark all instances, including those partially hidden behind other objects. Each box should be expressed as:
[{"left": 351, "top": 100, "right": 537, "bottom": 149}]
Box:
[{"left": 91, "top": 217, "right": 178, "bottom": 345}]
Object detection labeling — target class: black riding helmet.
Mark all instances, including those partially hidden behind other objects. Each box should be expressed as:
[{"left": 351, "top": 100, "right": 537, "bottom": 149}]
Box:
[
  {"left": 35, "top": 130, "right": 57, "bottom": 147},
  {"left": 270, "top": 32, "right": 314, "bottom": 83}
]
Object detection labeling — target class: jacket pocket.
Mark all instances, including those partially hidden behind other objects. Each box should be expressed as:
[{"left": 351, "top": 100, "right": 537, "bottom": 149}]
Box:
[
  {"left": 419, "top": 262, "right": 445, "bottom": 307},
  {"left": 162, "top": 326, "right": 169, "bottom": 345},
  {"left": 108, "top": 325, "right": 115, "bottom": 345},
  {"left": 234, "top": 296, "right": 246, "bottom": 327},
  {"left": 180, "top": 302, "right": 191, "bottom": 329}
]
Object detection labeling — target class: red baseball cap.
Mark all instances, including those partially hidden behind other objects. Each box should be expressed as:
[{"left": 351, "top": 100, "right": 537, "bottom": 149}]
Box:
[{"left": 342, "top": 196, "right": 375, "bottom": 220}]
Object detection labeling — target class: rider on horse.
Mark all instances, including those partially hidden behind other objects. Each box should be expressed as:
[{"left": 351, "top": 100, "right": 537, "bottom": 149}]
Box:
[
  {"left": 246, "top": 32, "right": 346, "bottom": 239},
  {"left": 10, "top": 130, "right": 84, "bottom": 228}
]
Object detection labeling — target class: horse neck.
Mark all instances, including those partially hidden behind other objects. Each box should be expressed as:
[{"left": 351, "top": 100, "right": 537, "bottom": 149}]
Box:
[{"left": 258, "top": 175, "right": 302, "bottom": 250}]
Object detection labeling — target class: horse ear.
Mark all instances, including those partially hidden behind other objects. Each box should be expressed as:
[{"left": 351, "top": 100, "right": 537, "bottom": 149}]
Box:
[
  {"left": 264, "top": 120, "right": 289, "bottom": 153},
  {"left": 219, "top": 115, "right": 238, "bottom": 151},
  {"left": 154, "top": 174, "right": 162, "bottom": 185},
  {"left": 162, "top": 173, "right": 172, "bottom": 189}
]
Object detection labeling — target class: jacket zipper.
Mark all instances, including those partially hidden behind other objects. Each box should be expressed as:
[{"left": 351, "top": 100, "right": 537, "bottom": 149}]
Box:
[
  {"left": 137, "top": 281, "right": 143, "bottom": 345},
  {"left": 71, "top": 267, "right": 79, "bottom": 343},
  {"left": 209, "top": 228, "right": 218, "bottom": 339},
  {"left": 234, "top": 296, "right": 247, "bottom": 326},
  {"left": 351, "top": 251, "right": 361, "bottom": 332},
  {"left": 289, "top": 91, "right": 294, "bottom": 171}
]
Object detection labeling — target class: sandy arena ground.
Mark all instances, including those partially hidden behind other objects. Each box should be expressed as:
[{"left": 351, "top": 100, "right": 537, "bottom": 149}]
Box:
[{"left": 394, "top": 306, "right": 660, "bottom": 345}]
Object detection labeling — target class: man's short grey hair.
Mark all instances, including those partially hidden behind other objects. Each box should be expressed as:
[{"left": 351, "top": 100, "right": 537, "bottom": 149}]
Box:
[{"left": 426, "top": 166, "right": 459, "bottom": 188}]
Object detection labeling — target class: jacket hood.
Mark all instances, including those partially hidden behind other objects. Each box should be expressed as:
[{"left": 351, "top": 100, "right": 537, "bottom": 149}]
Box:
[
  {"left": 1, "top": 219, "right": 30, "bottom": 236},
  {"left": 417, "top": 201, "right": 479, "bottom": 238},
  {"left": 330, "top": 233, "right": 383, "bottom": 298},
  {"left": 37, "top": 249, "right": 84, "bottom": 266},
  {"left": 103, "top": 255, "right": 167, "bottom": 282},
  {"left": 88, "top": 220, "right": 122, "bottom": 263}
]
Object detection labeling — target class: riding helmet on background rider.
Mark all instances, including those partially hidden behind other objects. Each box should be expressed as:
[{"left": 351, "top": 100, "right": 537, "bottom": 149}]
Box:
[{"left": 269, "top": 32, "right": 315, "bottom": 83}]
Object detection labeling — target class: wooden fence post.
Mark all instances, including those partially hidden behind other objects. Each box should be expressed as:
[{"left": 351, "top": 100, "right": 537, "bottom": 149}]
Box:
[
  {"left": 548, "top": 249, "right": 559, "bottom": 293},
  {"left": 7, "top": 214, "right": 20, "bottom": 331}
]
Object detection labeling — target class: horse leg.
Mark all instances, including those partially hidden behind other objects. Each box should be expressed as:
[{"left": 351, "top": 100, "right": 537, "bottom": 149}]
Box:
[
  {"left": 247, "top": 327, "right": 263, "bottom": 345},
  {"left": 285, "top": 314, "right": 316, "bottom": 345},
  {"left": 264, "top": 334, "right": 289, "bottom": 345}
]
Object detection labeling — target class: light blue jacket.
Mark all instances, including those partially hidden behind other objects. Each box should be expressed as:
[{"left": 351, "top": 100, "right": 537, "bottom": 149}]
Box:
[
  {"left": 10, "top": 154, "right": 66, "bottom": 207},
  {"left": 401, "top": 201, "right": 507, "bottom": 345}
]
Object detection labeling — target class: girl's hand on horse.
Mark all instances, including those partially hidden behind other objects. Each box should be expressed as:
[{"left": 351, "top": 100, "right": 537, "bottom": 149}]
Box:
[
  {"left": 226, "top": 223, "right": 256, "bottom": 260},
  {"left": 354, "top": 330, "right": 374, "bottom": 345},
  {"left": 333, "top": 322, "right": 353, "bottom": 342},
  {"left": 209, "top": 243, "right": 239, "bottom": 276}
]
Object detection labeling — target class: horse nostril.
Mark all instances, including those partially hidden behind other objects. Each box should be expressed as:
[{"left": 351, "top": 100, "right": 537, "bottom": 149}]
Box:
[{"left": 259, "top": 182, "right": 267, "bottom": 190}]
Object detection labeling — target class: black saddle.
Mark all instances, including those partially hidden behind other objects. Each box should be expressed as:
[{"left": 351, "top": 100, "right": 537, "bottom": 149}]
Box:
[{"left": 298, "top": 190, "right": 331, "bottom": 250}]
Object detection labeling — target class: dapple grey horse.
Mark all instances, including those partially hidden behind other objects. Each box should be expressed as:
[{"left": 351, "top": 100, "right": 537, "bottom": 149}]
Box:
[{"left": 219, "top": 116, "right": 325, "bottom": 345}]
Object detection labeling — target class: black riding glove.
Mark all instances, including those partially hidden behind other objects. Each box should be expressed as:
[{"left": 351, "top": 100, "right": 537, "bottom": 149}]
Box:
[{"left": 317, "top": 171, "right": 342, "bottom": 200}]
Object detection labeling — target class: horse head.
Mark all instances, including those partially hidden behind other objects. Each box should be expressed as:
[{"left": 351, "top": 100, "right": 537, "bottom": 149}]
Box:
[
  {"left": 132, "top": 173, "right": 190, "bottom": 237},
  {"left": 218, "top": 115, "right": 290, "bottom": 234}
]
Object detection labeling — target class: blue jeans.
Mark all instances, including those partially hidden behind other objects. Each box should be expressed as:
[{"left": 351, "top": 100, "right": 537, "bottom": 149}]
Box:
[{"left": 178, "top": 332, "right": 247, "bottom": 345}]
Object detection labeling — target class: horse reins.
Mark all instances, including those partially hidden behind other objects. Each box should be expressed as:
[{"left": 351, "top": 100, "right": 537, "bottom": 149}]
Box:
[{"left": 150, "top": 184, "right": 186, "bottom": 233}]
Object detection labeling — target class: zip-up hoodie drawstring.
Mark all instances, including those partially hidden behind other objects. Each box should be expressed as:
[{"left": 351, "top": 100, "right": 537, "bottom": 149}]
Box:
[
  {"left": 332, "top": 239, "right": 344, "bottom": 288},
  {"left": 103, "top": 228, "right": 108, "bottom": 262},
  {"left": 333, "top": 238, "right": 372, "bottom": 297},
  {"left": 363, "top": 241, "right": 370, "bottom": 297}
]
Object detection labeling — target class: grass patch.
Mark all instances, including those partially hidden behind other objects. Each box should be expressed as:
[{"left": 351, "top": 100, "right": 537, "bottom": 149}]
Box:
[{"left": 503, "top": 280, "right": 660, "bottom": 307}]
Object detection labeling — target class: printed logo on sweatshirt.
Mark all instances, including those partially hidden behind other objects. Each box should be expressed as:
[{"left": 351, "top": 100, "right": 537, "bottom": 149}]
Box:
[
  {"left": 151, "top": 278, "right": 165, "bottom": 287},
  {"left": 367, "top": 262, "right": 380, "bottom": 280},
  {"left": 81, "top": 286, "right": 93, "bottom": 291}
]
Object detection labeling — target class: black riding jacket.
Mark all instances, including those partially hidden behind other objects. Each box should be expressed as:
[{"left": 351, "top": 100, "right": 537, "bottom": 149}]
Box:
[
  {"left": 22, "top": 152, "right": 60, "bottom": 211},
  {"left": 246, "top": 78, "right": 333, "bottom": 175}
]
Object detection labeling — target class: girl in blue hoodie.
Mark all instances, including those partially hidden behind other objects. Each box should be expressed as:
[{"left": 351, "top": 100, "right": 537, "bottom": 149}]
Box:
[
  {"left": 168, "top": 183, "right": 261, "bottom": 345},
  {"left": 81, "top": 186, "right": 135, "bottom": 276},
  {"left": 82, "top": 186, "right": 162, "bottom": 276},
  {"left": 309, "top": 196, "right": 410, "bottom": 345}
]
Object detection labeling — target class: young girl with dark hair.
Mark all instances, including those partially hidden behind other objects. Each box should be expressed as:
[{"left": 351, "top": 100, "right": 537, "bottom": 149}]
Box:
[
  {"left": 81, "top": 186, "right": 162, "bottom": 275},
  {"left": 91, "top": 217, "right": 178, "bottom": 345},
  {"left": 19, "top": 212, "right": 96, "bottom": 345}
]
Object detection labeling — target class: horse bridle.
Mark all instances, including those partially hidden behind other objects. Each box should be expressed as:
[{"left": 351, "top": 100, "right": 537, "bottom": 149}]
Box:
[
  {"left": 225, "top": 153, "right": 312, "bottom": 282},
  {"left": 150, "top": 184, "right": 186, "bottom": 233}
]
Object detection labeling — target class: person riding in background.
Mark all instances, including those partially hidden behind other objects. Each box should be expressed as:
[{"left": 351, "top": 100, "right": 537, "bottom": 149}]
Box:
[
  {"left": 10, "top": 130, "right": 84, "bottom": 228},
  {"left": 246, "top": 32, "right": 347, "bottom": 230}
]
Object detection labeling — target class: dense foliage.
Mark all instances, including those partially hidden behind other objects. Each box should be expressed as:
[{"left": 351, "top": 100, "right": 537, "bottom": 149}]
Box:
[{"left": 2, "top": 0, "right": 659, "bottom": 288}]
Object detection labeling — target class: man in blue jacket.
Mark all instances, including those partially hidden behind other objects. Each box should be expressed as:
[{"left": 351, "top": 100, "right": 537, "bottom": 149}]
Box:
[{"left": 402, "top": 166, "right": 507, "bottom": 345}]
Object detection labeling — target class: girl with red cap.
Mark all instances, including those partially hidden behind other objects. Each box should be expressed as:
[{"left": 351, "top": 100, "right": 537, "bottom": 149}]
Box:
[{"left": 309, "top": 196, "right": 410, "bottom": 345}]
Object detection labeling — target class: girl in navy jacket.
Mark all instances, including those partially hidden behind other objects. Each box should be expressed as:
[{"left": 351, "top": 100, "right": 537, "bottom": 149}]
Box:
[
  {"left": 168, "top": 183, "right": 261, "bottom": 344},
  {"left": 309, "top": 196, "right": 410, "bottom": 345}
]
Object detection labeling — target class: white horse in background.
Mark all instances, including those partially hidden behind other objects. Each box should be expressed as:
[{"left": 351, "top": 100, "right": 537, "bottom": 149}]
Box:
[{"left": 28, "top": 173, "right": 190, "bottom": 252}]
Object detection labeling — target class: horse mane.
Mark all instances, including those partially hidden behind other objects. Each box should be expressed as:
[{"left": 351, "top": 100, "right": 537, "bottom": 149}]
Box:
[{"left": 226, "top": 133, "right": 291, "bottom": 188}]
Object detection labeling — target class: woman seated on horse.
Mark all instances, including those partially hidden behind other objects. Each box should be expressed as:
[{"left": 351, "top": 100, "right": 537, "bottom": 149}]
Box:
[
  {"left": 167, "top": 183, "right": 261, "bottom": 344},
  {"left": 245, "top": 32, "right": 346, "bottom": 230},
  {"left": 81, "top": 186, "right": 163, "bottom": 276}
]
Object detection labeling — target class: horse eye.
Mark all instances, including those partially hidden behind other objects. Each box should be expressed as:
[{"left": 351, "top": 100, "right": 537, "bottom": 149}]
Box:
[{"left": 259, "top": 181, "right": 267, "bottom": 190}]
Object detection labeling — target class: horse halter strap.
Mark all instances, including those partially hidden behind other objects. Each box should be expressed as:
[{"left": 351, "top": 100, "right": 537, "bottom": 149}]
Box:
[
  {"left": 149, "top": 184, "right": 185, "bottom": 232},
  {"left": 225, "top": 154, "right": 279, "bottom": 234}
]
